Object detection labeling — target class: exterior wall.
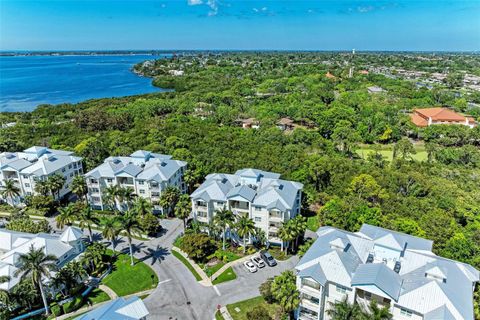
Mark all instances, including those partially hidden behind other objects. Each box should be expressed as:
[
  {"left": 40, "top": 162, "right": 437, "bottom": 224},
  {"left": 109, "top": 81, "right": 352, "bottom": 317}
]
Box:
[
  {"left": 0, "top": 159, "right": 83, "bottom": 204},
  {"left": 191, "top": 188, "right": 302, "bottom": 246},
  {"left": 391, "top": 305, "right": 423, "bottom": 320},
  {"left": 86, "top": 164, "right": 186, "bottom": 212}
]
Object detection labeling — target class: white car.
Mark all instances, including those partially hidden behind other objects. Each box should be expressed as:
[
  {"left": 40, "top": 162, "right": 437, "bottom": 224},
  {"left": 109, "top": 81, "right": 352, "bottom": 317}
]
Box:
[
  {"left": 243, "top": 260, "right": 258, "bottom": 273},
  {"left": 251, "top": 256, "right": 265, "bottom": 268}
]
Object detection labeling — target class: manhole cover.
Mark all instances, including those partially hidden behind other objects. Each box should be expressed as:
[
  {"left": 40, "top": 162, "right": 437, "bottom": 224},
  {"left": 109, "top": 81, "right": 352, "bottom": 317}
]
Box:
[{"left": 234, "top": 307, "right": 241, "bottom": 313}]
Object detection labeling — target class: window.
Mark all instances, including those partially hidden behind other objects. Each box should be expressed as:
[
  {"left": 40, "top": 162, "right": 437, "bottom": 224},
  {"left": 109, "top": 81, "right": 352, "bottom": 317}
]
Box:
[
  {"left": 364, "top": 291, "right": 372, "bottom": 300},
  {"left": 90, "top": 179, "right": 97, "bottom": 184},
  {"left": 254, "top": 217, "right": 261, "bottom": 222},
  {"left": 27, "top": 192, "right": 32, "bottom": 196},
  {"left": 62, "top": 168, "right": 66, "bottom": 172},
  {"left": 25, "top": 183, "right": 30, "bottom": 188},
  {"left": 70, "top": 173, "right": 74, "bottom": 177},
  {"left": 335, "top": 285, "right": 346, "bottom": 294},
  {"left": 400, "top": 308, "right": 412, "bottom": 317},
  {"left": 138, "top": 181, "right": 145, "bottom": 185},
  {"left": 254, "top": 206, "right": 262, "bottom": 211},
  {"left": 107, "top": 178, "right": 113, "bottom": 183},
  {"left": 92, "top": 197, "right": 100, "bottom": 202},
  {"left": 68, "top": 164, "right": 72, "bottom": 169},
  {"left": 139, "top": 189, "right": 145, "bottom": 194}
]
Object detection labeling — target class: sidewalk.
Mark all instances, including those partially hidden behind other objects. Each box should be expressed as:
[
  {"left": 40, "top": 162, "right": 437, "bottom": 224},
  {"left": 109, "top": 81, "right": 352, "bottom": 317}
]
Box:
[{"left": 172, "top": 246, "right": 212, "bottom": 285}]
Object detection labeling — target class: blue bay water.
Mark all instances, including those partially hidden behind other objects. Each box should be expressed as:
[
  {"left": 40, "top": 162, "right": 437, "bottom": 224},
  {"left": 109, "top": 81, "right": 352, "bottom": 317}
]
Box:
[{"left": 0, "top": 55, "right": 167, "bottom": 112}]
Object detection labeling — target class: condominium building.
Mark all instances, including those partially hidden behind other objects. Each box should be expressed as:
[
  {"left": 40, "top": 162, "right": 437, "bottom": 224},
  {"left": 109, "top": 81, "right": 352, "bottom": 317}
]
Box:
[
  {"left": 0, "top": 146, "right": 83, "bottom": 205},
  {"left": 85, "top": 150, "right": 187, "bottom": 212},
  {"left": 190, "top": 168, "right": 303, "bottom": 245},
  {"left": 295, "top": 224, "right": 480, "bottom": 320},
  {"left": 0, "top": 226, "right": 84, "bottom": 291}
]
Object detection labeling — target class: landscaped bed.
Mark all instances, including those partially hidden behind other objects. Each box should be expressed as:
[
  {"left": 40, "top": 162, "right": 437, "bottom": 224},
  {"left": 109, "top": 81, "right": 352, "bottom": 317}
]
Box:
[{"left": 102, "top": 253, "right": 158, "bottom": 296}]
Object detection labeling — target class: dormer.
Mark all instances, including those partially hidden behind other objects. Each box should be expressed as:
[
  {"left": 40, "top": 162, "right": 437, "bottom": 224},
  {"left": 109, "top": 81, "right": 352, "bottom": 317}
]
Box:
[
  {"left": 425, "top": 265, "right": 447, "bottom": 283},
  {"left": 329, "top": 238, "right": 350, "bottom": 252}
]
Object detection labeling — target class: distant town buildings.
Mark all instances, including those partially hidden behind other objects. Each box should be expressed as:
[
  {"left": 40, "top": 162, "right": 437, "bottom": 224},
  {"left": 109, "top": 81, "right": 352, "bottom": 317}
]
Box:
[
  {"left": 0, "top": 147, "right": 83, "bottom": 205},
  {"left": 0, "top": 226, "right": 84, "bottom": 291},
  {"left": 410, "top": 107, "right": 477, "bottom": 128},
  {"left": 190, "top": 168, "right": 303, "bottom": 246},
  {"left": 238, "top": 118, "right": 260, "bottom": 129},
  {"left": 76, "top": 296, "right": 149, "bottom": 320},
  {"left": 85, "top": 151, "right": 187, "bottom": 212},
  {"left": 295, "top": 224, "right": 480, "bottom": 320}
]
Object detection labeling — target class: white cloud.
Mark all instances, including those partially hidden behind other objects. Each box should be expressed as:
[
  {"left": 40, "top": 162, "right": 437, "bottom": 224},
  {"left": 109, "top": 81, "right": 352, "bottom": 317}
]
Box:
[
  {"left": 261, "top": 7, "right": 267, "bottom": 11},
  {"left": 253, "top": 7, "right": 259, "bottom": 12},
  {"left": 357, "top": 5, "right": 374, "bottom": 13},
  {"left": 187, "top": 0, "right": 218, "bottom": 16}
]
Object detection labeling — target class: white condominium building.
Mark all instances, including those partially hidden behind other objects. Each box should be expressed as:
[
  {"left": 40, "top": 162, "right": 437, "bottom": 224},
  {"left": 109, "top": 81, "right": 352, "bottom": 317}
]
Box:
[
  {"left": 85, "top": 150, "right": 187, "bottom": 213},
  {"left": 295, "top": 224, "right": 480, "bottom": 320},
  {"left": 190, "top": 168, "right": 303, "bottom": 245},
  {"left": 0, "top": 226, "right": 84, "bottom": 291},
  {"left": 0, "top": 146, "right": 83, "bottom": 205}
]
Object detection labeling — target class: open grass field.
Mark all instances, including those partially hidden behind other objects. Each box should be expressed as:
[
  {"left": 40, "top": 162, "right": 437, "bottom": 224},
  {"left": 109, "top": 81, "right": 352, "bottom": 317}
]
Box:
[
  {"left": 226, "top": 296, "right": 281, "bottom": 320},
  {"left": 102, "top": 253, "right": 158, "bottom": 296},
  {"left": 87, "top": 288, "right": 111, "bottom": 305},
  {"left": 356, "top": 143, "right": 428, "bottom": 162},
  {"left": 172, "top": 249, "right": 203, "bottom": 281},
  {"left": 212, "top": 266, "right": 237, "bottom": 285}
]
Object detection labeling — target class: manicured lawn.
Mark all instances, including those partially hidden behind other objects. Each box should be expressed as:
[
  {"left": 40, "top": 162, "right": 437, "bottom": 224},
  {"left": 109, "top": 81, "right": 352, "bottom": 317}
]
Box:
[
  {"left": 215, "top": 310, "right": 226, "bottom": 320},
  {"left": 204, "top": 261, "right": 225, "bottom": 277},
  {"left": 226, "top": 296, "right": 281, "bottom": 320},
  {"left": 102, "top": 253, "right": 158, "bottom": 296},
  {"left": 172, "top": 250, "right": 202, "bottom": 281},
  {"left": 212, "top": 267, "right": 236, "bottom": 285},
  {"left": 306, "top": 216, "right": 319, "bottom": 232},
  {"left": 87, "top": 288, "right": 110, "bottom": 304}
]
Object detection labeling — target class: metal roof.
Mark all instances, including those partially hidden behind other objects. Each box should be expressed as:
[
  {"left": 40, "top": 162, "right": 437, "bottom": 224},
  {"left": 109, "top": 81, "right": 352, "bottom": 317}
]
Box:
[
  {"left": 351, "top": 263, "right": 402, "bottom": 301},
  {"left": 295, "top": 225, "right": 480, "bottom": 320},
  {"left": 76, "top": 296, "right": 149, "bottom": 320}
]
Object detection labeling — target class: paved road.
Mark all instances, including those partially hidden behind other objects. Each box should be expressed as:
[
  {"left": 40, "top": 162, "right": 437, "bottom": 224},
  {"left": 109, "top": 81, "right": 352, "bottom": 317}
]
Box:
[{"left": 55, "top": 218, "right": 298, "bottom": 320}]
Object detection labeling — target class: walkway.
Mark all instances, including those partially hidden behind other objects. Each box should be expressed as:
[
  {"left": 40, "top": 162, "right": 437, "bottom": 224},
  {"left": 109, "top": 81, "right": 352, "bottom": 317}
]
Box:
[{"left": 98, "top": 285, "right": 117, "bottom": 300}]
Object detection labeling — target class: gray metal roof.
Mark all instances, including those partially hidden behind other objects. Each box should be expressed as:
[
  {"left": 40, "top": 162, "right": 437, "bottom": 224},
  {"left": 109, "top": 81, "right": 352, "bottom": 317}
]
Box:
[
  {"left": 351, "top": 263, "right": 402, "bottom": 300},
  {"left": 76, "top": 296, "right": 149, "bottom": 320},
  {"left": 0, "top": 147, "right": 81, "bottom": 176},
  {"left": 85, "top": 151, "right": 186, "bottom": 182},
  {"left": 295, "top": 225, "right": 480, "bottom": 320},
  {"left": 191, "top": 169, "right": 303, "bottom": 210}
]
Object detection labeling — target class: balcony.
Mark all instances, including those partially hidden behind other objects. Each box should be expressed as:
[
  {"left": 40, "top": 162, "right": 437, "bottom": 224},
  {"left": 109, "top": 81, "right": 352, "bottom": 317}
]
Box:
[
  {"left": 301, "top": 298, "right": 319, "bottom": 311},
  {"left": 298, "top": 310, "right": 319, "bottom": 320},
  {"left": 230, "top": 201, "right": 249, "bottom": 211},
  {"left": 269, "top": 211, "right": 283, "bottom": 221},
  {"left": 300, "top": 285, "right": 321, "bottom": 297}
]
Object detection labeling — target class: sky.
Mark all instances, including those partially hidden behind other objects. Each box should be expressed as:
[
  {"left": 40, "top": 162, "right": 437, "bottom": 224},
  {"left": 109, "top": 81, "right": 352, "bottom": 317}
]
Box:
[{"left": 0, "top": 0, "right": 479, "bottom": 51}]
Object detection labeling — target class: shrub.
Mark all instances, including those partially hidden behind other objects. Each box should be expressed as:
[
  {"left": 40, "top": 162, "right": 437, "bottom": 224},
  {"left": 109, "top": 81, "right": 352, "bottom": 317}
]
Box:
[
  {"left": 180, "top": 233, "right": 216, "bottom": 262},
  {"left": 259, "top": 278, "right": 276, "bottom": 304},
  {"left": 246, "top": 306, "right": 271, "bottom": 320},
  {"left": 50, "top": 303, "right": 63, "bottom": 317},
  {"left": 62, "top": 296, "right": 83, "bottom": 314},
  {"left": 6, "top": 214, "right": 50, "bottom": 233}
]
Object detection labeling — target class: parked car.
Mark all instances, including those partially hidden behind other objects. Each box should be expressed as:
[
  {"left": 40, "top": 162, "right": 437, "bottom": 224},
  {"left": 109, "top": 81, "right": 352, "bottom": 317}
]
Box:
[
  {"left": 244, "top": 260, "right": 257, "bottom": 273},
  {"left": 260, "top": 250, "right": 277, "bottom": 267},
  {"left": 251, "top": 256, "right": 265, "bottom": 268}
]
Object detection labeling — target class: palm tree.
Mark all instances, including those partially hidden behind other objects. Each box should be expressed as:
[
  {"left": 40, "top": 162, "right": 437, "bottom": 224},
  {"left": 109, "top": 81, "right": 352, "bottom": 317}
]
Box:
[
  {"left": 213, "top": 207, "right": 235, "bottom": 250},
  {"left": 55, "top": 204, "right": 77, "bottom": 229},
  {"left": 118, "top": 187, "right": 136, "bottom": 210},
  {"left": 104, "top": 185, "right": 120, "bottom": 211},
  {"left": 159, "top": 186, "right": 180, "bottom": 217},
  {"left": 1, "top": 179, "right": 20, "bottom": 206},
  {"left": 133, "top": 196, "right": 153, "bottom": 217},
  {"left": 47, "top": 174, "right": 66, "bottom": 199},
  {"left": 271, "top": 270, "right": 299, "bottom": 319},
  {"left": 291, "top": 215, "right": 307, "bottom": 251},
  {"left": 101, "top": 216, "right": 120, "bottom": 253},
  {"left": 235, "top": 215, "right": 256, "bottom": 254},
  {"left": 14, "top": 245, "right": 57, "bottom": 316},
  {"left": 34, "top": 180, "right": 50, "bottom": 196},
  {"left": 327, "top": 298, "right": 365, "bottom": 320},
  {"left": 369, "top": 300, "right": 393, "bottom": 320},
  {"left": 0, "top": 275, "right": 10, "bottom": 305},
  {"left": 81, "top": 243, "right": 104, "bottom": 272},
  {"left": 254, "top": 227, "right": 267, "bottom": 248},
  {"left": 174, "top": 194, "right": 191, "bottom": 231},
  {"left": 78, "top": 206, "right": 98, "bottom": 242},
  {"left": 71, "top": 175, "right": 88, "bottom": 203},
  {"left": 118, "top": 210, "right": 142, "bottom": 266},
  {"left": 278, "top": 223, "right": 295, "bottom": 253}
]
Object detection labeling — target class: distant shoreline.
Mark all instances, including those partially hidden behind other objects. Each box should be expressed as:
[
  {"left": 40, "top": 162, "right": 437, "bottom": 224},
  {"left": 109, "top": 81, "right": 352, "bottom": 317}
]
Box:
[{"left": 0, "top": 51, "right": 166, "bottom": 57}]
